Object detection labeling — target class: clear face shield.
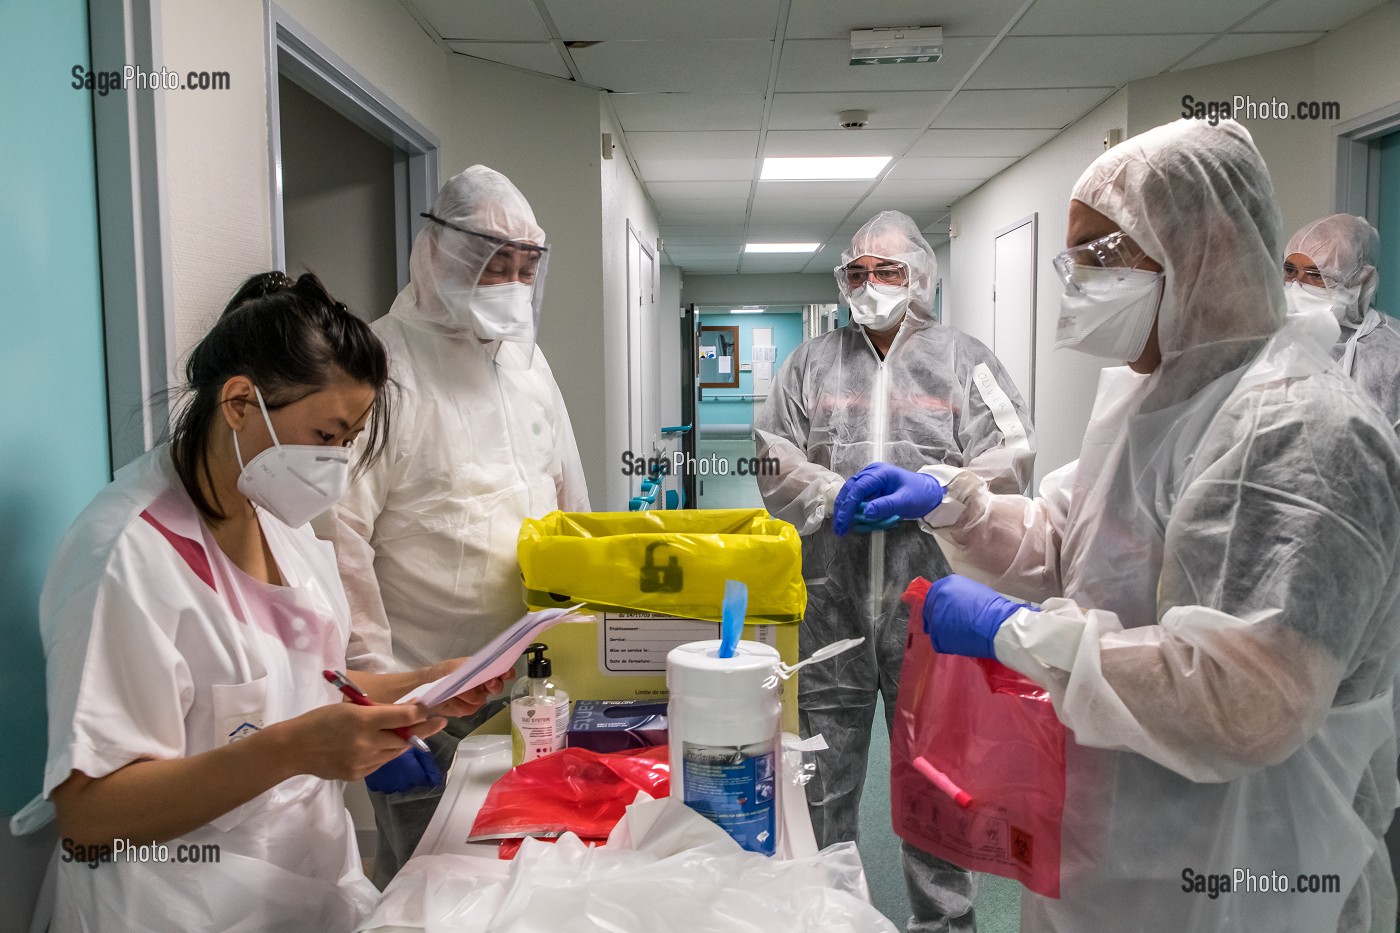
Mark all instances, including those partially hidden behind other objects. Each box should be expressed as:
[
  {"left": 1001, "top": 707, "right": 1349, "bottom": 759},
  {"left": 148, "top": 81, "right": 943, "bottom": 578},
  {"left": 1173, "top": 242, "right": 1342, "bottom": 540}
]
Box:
[{"left": 420, "top": 212, "right": 550, "bottom": 367}]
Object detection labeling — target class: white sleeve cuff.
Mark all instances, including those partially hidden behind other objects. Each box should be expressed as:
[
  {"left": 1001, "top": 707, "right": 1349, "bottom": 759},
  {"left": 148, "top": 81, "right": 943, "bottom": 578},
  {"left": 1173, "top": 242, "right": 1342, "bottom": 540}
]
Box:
[
  {"left": 992, "top": 603, "right": 1086, "bottom": 683},
  {"left": 917, "top": 465, "right": 975, "bottom": 528}
]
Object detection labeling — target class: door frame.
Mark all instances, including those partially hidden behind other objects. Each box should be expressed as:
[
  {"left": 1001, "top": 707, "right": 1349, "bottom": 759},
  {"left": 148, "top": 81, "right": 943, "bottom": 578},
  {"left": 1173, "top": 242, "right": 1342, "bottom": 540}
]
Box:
[
  {"left": 992, "top": 213, "right": 1038, "bottom": 414},
  {"left": 264, "top": 3, "right": 439, "bottom": 291},
  {"left": 1334, "top": 99, "right": 1400, "bottom": 220}
]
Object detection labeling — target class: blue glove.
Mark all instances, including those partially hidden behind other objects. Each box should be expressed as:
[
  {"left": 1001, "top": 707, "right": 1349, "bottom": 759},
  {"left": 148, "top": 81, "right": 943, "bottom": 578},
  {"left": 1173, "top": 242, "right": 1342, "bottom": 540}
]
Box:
[
  {"left": 923, "top": 575, "right": 1035, "bottom": 660},
  {"left": 365, "top": 745, "right": 444, "bottom": 795},
  {"left": 833, "top": 463, "right": 945, "bottom": 536}
]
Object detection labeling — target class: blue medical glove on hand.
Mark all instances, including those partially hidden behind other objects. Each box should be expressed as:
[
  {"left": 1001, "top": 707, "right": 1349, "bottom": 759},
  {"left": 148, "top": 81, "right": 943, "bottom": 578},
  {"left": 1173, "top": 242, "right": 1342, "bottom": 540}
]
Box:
[
  {"left": 923, "top": 575, "right": 1035, "bottom": 660},
  {"left": 833, "top": 463, "right": 945, "bottom": 536},
  {"left": 365, "top": 745, "right": 444, "bottom": 795}
]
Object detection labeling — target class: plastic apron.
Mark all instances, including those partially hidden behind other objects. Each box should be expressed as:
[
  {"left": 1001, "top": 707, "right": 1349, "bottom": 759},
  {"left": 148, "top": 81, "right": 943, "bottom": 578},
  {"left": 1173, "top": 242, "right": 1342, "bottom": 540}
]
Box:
[
  {"left": 43, "top": 462, "right": 378, "bottom": 933},
  {"left": 1025, "top": 342, "right": 1395, "bottom": 931}
]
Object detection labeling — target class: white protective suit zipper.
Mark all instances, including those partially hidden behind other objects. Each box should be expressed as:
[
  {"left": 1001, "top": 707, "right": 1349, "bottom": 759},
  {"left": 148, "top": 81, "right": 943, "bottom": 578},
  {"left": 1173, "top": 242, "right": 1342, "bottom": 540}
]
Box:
[{"left": 864, "top": 325, "right": 895, "bottom": 634}]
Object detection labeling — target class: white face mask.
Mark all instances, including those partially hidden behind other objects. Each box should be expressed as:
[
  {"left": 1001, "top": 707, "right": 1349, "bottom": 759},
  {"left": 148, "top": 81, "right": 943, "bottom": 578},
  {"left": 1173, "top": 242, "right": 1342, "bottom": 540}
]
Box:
[
  {"left": 465, "top": 281, "right": 535, "bottom": 343},
  {"left": 233, "top": 388, "right": 351, "bottom": 528},
  {"left": 1055, "top": 267, "right": 1164, "bottom": 360},
  {"left": 849, "top": 282, "right": 910, "bottom": 331},
  {"left": 1283, "top": 280, "right": 1359, "bottom": 325}
]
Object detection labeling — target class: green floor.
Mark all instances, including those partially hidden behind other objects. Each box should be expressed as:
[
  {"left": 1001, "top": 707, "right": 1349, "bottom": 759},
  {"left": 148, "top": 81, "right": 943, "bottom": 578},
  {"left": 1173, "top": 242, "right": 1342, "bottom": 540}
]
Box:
[{"left": 859, "top": 696, "right": 1021, "bottom": 932}]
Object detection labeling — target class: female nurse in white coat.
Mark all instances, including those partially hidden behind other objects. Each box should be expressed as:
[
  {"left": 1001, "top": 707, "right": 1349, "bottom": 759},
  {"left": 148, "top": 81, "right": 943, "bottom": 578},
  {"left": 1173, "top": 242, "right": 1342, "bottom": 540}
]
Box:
[{"left": 35, "top": 272, "right": 502, "bottom": 932}]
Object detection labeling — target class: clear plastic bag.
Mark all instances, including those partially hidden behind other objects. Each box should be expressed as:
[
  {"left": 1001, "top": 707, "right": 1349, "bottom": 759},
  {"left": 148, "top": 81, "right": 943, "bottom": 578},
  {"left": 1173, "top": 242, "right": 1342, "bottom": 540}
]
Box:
[{"left": 891, "top": 577, "right": 1067, "bottom": 898}]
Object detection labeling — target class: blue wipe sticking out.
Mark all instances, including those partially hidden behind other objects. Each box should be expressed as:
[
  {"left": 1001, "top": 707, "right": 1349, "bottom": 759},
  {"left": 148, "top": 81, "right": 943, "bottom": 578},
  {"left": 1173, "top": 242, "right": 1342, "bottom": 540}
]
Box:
[{"left": 719, "top": 579, "right": 747, "bottom": 658}]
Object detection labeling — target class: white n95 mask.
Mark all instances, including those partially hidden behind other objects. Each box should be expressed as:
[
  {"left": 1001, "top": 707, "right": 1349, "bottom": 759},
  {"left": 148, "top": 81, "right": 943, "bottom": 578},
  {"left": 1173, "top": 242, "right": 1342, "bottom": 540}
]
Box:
[
  {"left": 1055, "top": 267, "right": 1164, "bottom": 360},
  {"left": 466, "top": 281, "right": 535, "bottom": 343},
  {"left": 1283, "top": 280, "right": 1358, "bottom": 325},
  {"left": 233, "top": 387, "right": 351, "bottom": 528},
  {"left": 849, "top": 282, "right": 910, "bottom": 331}
]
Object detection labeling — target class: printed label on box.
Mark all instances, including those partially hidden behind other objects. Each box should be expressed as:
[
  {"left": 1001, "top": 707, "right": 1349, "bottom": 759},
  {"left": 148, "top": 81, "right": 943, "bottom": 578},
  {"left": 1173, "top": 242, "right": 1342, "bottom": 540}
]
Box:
[{"left": 600, "top": 613, "right": 776, "bottom": 675}]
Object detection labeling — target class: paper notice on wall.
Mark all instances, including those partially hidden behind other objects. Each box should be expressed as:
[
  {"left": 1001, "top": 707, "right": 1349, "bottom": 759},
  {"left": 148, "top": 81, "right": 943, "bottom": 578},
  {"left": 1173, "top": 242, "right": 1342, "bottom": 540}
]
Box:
[
  {"left": 718, "top": 357, "right": 732, "bottom": 374},
  {"left": 754, "top": 361, "right": 772, "bottom": 380},
  {"left": 753, "top": 345, "right": 777, "bottom": 362}
]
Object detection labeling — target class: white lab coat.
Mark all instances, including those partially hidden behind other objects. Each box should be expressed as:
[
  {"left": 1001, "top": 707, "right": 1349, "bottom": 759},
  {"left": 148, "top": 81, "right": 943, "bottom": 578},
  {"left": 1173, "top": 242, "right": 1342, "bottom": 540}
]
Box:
[
  {"left": 324, "top": 289, "right": 590, "bottom": 673},
  {"left": 39, "top": 447, "right": 377, "bottom": 932}
]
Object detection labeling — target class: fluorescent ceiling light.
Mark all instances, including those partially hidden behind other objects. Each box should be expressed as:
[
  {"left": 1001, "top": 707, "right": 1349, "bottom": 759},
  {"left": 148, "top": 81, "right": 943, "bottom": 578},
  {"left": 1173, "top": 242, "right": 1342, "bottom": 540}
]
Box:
[
  {"left": 730, "top": 307, "right": 766, "bottom": 314},
  {"left": 760, "top": 156, "right": 890, "bottom": 181},
  {"left": 744, "top": 242, "right": 820, "bottom": 253}
]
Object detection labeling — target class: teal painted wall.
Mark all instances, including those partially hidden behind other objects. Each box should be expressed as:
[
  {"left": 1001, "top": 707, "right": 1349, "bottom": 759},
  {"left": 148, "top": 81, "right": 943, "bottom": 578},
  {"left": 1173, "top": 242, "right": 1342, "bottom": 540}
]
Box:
[
  {"left": 1376, "top": 131, "right": 1400, "bottom": 318},
  {"left": 1, "top": 0, "right": 112, "bottom": 813},
  {"left": 698, "top": 312, "right": 805, "bottom": 427}
]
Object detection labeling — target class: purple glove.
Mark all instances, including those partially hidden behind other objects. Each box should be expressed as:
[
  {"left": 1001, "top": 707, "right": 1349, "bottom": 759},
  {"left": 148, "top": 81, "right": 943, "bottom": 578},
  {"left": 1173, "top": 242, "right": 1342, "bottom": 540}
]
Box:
[
  {"left": 365, "top": 745, "right": 444, "bottom": 795},
  {"left": 833, "top": 463, "right": 945, "bottom": 536},
  {"left": 923, "top": 575, "right": 1035, "bottom": 660}
]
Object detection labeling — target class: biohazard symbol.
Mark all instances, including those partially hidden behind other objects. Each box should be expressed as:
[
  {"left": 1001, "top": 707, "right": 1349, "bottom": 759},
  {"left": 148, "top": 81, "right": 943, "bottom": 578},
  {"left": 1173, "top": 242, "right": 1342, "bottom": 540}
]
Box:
[{"left": 1011, "top": 826, "right": 1033, "bottom": 867}]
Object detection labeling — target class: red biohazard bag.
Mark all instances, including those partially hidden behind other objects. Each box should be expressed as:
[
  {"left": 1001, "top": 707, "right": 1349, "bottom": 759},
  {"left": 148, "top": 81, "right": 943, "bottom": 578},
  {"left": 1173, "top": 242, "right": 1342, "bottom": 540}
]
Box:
[
  {"left": 469, "top": 746, "right": 670, "bottom": 844},
  {"left": 891, "top": 578, "right": 1067, "bottom": 898}
]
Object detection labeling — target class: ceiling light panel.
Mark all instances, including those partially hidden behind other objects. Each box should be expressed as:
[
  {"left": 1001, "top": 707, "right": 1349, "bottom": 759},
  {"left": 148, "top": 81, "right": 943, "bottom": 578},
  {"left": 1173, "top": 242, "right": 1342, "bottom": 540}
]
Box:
[{"left": 760, "top": 156, "right": 891, "bottom": 179}]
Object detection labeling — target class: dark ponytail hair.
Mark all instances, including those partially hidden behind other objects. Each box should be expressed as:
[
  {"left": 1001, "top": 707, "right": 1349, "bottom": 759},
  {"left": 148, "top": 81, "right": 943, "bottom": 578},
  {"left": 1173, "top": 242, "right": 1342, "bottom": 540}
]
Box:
[{"left": 170, "top": 271, "right": 393, "bottom": 522}]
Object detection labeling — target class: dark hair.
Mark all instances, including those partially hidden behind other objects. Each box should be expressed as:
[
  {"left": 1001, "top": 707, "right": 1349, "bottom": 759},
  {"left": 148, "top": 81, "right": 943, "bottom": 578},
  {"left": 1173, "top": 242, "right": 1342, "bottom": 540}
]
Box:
[{"left": 170, "top": 271, "right": 393, "bottom": 522}]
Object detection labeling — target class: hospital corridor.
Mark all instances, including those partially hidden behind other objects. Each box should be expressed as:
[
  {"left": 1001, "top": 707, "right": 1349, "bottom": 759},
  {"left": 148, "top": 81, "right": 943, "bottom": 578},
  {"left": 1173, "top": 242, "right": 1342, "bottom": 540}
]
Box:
[{"left": 6, "top": 0, "right": 1400, "bottom": 930}]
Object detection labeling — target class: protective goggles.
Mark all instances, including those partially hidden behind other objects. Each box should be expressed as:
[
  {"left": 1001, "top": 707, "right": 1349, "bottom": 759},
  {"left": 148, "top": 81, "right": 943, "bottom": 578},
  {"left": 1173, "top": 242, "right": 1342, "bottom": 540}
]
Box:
[
  {"left": 835, "top": 260, "right": 908, "bottom": 289},
  {"left": 1282, "top": 259, "right": 1337, "bottom": 290},
  {"left": 1052, "top": 231, "right": 1159, "bottom": 294}
]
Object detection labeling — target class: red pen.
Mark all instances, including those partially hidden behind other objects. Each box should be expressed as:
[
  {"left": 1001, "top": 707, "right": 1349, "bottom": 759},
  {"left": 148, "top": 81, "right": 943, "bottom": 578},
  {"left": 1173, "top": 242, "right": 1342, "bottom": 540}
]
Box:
[{"left": 323, "top": 669, "right": 432, "bottom": 754}]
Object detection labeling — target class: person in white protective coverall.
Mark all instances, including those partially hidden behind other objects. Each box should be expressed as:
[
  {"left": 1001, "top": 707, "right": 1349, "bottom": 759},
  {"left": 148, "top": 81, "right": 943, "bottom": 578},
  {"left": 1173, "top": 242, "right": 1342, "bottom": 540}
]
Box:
[
  {"left": 321, "top": 165, "right": 590, "bottom": 883},
  {"left": 754, "top": 210, "right": 1036, "bottom": 933},
  {"left": 20, "top": 272, "right": 499, "bottom": 933},
  {"left": 837, "top": 119, "right": 1400, "bottom": 932},
  {"left": 1283, "top": 214, "right": 1400, "bottom": 429}
]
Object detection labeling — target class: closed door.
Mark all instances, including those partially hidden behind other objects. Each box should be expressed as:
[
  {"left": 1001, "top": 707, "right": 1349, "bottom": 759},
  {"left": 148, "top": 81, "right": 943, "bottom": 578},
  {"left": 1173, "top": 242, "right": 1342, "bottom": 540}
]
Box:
[{"left": 992, "top": 216, "right": 1038, "bottom": 413}]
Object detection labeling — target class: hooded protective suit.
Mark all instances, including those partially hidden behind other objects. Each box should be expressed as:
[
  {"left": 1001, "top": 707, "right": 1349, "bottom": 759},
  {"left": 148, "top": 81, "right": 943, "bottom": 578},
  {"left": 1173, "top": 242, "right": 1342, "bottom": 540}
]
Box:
[
  {"left": 325, "top": 166, "right": 589, "bottom": 674},
  {"left": 323, "top": 166, "right": 589, "bottom": 884},
  {"left": 930, "top": 120, "right": 1400, "bottom": 932},
  {"left": 755, "top": 211, "right": 1035, "bottom": 931},
  {"left": 1285, "top": 213, "right": 1400, "bottom": 428}
]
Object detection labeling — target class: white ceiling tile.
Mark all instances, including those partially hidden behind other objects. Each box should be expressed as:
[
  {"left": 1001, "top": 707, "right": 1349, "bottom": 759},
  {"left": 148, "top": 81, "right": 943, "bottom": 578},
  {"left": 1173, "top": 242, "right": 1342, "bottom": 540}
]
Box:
[
  {"left": 1012, "top": 0, "right": 1265, "bottom": 36},
  {"left": 571, "top": 40, "right": 773, "bottom": 93},
  {"left": 864, "top": 178, "right": 981, "bottom": 209},
  {"left": 1238, "top": 0, "right": 1388, "bottom": 32},
  {"left": 658, "top": 212, "right": 751, "bottom": 227},
  {"left": 849, "top": 205, "right": 946, "bottom": 227},
  {"left": 1169, "top": 32, "right": 1323, "bottom": 71},
  {"left": 541, "top": 0, "right": 781, "bottom": 40},
  {"left": 754, "top": 180, "right": 874, "bottom": 199},
  {"left": 639, "top": 159, "right": 758, "bottom": 182},
  {"left": 886, "top": 156, "right": 1019, "bottom": 179},
  {"left": 786, "top": 0, "right": 1027, "bottom": 39},
  {"left": 446, "top": 42, "right": 572, "bottom": 79},
  {"left": 776, "top": 38, "right": 994, "bottom": 92},
  {"left": 406, "top": 0, "right": 549, "bottom": 40},
  {"left": 751, "top": 196, "right": 864, "bottom": 218},
  {"left": 648, "top": 180, "right": 753, "bottom": 200},
  {"left": 661, "top": 224, "right": 749, "bottom": 237},
  {"left": 627, "top": 131, "right": 759, "bottom": 160},
  {"left": 651, "top": 197, "right": 751, "bottom": 215},
  {"left": 932, "top": 88, "right": 1114, "bottom": 129},
  {"left": 746, "top": 222, "right": 841, "bottom": 238},
  {"left": 611, "top": 93, "right": 766, "bottom": 131},
  {"left": 965, "top": 35, "right": 1213, "bottom": 90},
  {"left": 908, "top": 127, "right": 1057, "bottom": 157},
  {"left": 768, "top": 91, "right": 951, "bottom": 130},
  {"left": 761, "top": 128, "right": 919, "bottom": 157}
]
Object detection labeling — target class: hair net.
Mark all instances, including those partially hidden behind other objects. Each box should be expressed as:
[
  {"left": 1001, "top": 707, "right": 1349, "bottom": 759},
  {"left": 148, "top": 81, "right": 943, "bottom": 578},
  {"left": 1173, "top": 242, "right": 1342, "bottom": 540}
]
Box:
[
  {"left": 1071, "top": 119, "right": 1284, "bottom": 408},
  {"left": 1286, "top": 213, "right": 1380, "bottom": 324},
  {"left": 403, "top": 165, "right": 548, "bottom": 340},
  {"left": 838, "top": 211, "right": 938, "bottom": 319}
]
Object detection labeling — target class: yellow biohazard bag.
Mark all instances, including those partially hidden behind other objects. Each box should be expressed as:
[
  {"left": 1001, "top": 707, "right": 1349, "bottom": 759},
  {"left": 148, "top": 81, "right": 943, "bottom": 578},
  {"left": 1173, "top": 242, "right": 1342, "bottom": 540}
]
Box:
[{"left": 517, "top": 509, "right": 805, "bottom": 623}]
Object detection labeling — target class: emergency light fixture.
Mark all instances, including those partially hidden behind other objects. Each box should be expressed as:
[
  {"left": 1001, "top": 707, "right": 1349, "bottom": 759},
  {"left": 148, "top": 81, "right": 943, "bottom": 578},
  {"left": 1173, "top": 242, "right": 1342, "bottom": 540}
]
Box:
[{"left": 850, "top": 27, "right": 944, "bottom": 65}]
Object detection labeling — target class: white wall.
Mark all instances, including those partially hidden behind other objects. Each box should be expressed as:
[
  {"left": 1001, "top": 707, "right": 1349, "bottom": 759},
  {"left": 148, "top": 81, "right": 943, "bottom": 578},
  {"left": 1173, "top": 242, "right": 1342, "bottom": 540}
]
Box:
[
  {"left": 601, "top": 102, "right": 663, "bottom": 508},
  {"left": 659, "top": 264, "right": 684, "bottom": 432},
  {"left": 682, "top": 272, "right": 838, "bottom": 307},
  {"left": 157, "top": 0, "right": 611, "bottom": 499},
  {"left": 947, "top": 90, "right": 1129, "bottom": 481}
]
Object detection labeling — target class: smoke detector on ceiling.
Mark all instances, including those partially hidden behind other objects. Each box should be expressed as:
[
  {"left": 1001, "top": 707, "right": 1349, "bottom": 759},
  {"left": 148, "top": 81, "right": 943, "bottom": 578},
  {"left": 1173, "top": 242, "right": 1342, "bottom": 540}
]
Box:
[{"left": 838, "top": 110, "right": 870, "bottom": 129}]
